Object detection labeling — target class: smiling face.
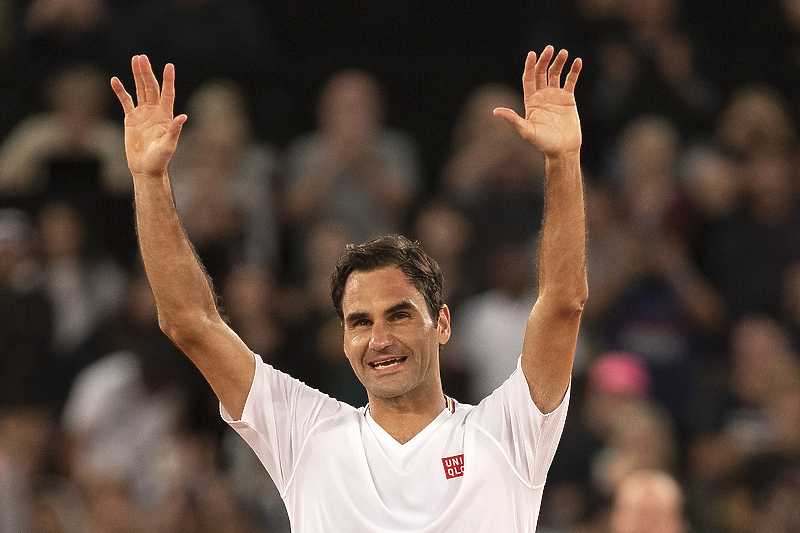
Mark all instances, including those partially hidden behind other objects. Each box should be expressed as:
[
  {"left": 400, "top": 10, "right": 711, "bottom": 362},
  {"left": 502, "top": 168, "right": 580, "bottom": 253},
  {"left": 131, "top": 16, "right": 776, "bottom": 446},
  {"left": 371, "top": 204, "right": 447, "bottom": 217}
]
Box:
[{"left": 341, "top": 267, "right": 450, "bottom": 406}]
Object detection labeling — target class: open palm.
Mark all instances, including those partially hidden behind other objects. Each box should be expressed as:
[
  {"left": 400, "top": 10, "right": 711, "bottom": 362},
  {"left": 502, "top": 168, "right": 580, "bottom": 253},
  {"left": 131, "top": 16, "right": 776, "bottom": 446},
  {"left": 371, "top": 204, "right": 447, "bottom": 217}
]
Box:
[
  {"left": 111, "top": 55, "right": 186, "bottom": 177},
  {"left": 494, "top": 46, "right": 582, "bottom": 156}
]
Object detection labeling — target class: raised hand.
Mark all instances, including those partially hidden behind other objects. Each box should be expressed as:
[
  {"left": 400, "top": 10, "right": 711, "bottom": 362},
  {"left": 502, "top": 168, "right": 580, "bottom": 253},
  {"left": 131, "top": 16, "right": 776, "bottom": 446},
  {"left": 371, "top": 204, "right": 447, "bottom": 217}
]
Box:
[
  {"left": 493, "top": 46, "right": 582, "bottom": 156},
  {"left": 111, "top": 55, "right": 187, "bottom": 177}
]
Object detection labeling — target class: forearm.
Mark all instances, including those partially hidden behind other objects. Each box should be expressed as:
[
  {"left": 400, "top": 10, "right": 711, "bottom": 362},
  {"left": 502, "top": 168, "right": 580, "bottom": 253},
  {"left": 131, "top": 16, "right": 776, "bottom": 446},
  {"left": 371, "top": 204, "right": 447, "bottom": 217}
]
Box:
[
  {"left": 522, "top": 149, "right": 587, "bottom": 412},
  {"left": 538, "top": 150, "right": 588, "bottom": 307},
  {"left": 133, "top": 171, "right": 220, "bottom": 337}
]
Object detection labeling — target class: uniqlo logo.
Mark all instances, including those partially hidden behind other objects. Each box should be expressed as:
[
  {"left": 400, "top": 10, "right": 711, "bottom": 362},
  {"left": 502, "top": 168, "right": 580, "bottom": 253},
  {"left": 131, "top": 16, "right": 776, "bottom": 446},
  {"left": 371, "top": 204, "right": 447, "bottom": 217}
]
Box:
[{"left": 442, "top": 454, "right": 464, "bottom": 479}]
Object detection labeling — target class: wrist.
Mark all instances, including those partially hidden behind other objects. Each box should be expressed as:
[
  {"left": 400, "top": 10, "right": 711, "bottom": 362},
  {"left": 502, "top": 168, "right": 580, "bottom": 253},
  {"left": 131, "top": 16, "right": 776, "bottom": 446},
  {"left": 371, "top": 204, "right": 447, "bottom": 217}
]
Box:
[
  {"left": 544, "top": 148, "right": 581, "bottom": 168},
  {"left": 131, "top": 169, "right": 170, "bottom": 182}
]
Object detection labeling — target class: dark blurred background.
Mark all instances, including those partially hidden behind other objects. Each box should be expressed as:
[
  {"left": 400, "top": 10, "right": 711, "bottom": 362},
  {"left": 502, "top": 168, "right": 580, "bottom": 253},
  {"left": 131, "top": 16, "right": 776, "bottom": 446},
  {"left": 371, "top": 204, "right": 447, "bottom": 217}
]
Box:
[{"left": 1, "top": 0, "right": 800, "bottom": 531}]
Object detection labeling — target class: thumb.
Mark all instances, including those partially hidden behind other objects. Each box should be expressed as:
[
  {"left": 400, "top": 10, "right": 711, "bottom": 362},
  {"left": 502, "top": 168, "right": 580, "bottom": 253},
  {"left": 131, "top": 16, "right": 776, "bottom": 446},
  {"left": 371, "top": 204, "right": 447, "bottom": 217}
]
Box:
[
  {"left": 171, "top": 113, "right": 187, "bottom": 132},
  {"left": 164, "top": 114, "right": 187, "bottom": 151},
  {"left": 493, "top": 107, "right": 522, "bottom": 125},
  {"left": 493, "top": 107, "right": 533, "bottom": 141}
]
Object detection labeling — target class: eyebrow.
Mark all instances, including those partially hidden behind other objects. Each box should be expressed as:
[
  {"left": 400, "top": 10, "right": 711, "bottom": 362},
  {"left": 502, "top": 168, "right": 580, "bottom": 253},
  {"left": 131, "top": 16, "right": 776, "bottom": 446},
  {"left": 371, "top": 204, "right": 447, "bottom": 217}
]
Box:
[
  {"left": 344, "top": 311, "right": 370, "bottom": 326},
  {"left": 386, "top": 301, "right": 416, "bottom": 316},
  {"left": 344, "top": 301, "right": 417, "bottom": 326}
]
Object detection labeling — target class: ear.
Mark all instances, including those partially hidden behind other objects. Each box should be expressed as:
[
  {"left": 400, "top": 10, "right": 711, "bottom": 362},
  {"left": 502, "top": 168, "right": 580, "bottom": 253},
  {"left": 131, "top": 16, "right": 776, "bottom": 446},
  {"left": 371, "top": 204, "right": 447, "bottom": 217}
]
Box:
[{"left": 437, "top": 304, "right": 451, "bottom": 345}]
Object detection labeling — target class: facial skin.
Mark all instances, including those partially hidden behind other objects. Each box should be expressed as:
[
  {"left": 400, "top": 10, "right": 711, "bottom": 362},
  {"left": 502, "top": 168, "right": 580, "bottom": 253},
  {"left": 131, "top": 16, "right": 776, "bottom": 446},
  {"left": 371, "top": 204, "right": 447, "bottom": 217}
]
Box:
[
  {"left": 610, "top": 470, "right": 687, "bottom": 533},
  {"left": 341, "top": 267, "right": 451, "bottom": 408}
]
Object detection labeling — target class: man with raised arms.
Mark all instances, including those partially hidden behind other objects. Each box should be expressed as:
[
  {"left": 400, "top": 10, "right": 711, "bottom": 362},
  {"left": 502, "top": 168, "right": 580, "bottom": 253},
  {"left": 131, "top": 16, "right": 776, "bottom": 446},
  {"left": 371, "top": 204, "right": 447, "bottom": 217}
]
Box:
[{"left": 111, "top": 45, "right": 586, "bottom": 532}]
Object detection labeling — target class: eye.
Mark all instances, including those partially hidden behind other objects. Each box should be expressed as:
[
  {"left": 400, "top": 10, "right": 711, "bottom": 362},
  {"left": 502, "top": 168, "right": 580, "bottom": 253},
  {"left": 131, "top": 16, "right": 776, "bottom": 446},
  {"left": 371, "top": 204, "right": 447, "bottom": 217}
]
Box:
[{"left": 349, "top": 318, "right": 371, "bottom": 329}]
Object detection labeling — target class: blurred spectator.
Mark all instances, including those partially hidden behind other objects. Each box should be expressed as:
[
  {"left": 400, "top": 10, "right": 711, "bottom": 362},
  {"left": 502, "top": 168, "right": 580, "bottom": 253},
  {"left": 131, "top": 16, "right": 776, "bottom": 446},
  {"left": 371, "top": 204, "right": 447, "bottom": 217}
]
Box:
[
  {"left": 540, "top": 351, "right": 653, "bottom": 531},
  {"left": 0, "top": 208, "right": 54, "bottom": 409},
  {"left": 170, "top": 78, "right": 280, "bottom": 283},
  {"left": 608, "top": 114, "right": 682, "bottom": 215},
  {"left": 581, "top": 182, "right": 639, "bottom": 348},
  {"left": 602, "top": 115, "right": 724, "bottom": 430},
  {"left": 714, "top": 84, "right": 798, "bottom": 159},
  {"left": 575, "top": 0, "right": 719, "bottom": 176},
  {"left": 579, "top": 34, "right": 643, "bottom": 177},
  {"left": 142, "top": 432, "right": 259, "bottom": 533},
  {"left": 648, "top": 32, "right": 721, "bottom": 135},
  {"left": 688, "top": 315, "right": 800, "bottom": 533},
  {"left": 438, "top": 82, "right": 545, "bottom": 292},
  {"left": 622, "top": 0, "right": 720, "bottom": 137},
  {"left": 282, "top": 68, "right": 421, "bottom": 253},
  {"left": 220, "top": 265, "right": 284, "bottom": 365},
  {"left": 440, "top": 83, "right": 542, "bottom": 204},
  {"left": 38, "top": 200, "right": 127, "bottom": 409},
  {"left": 680, "top": 143, "right": 743, "bottom": 248},
  {"left": 0, "top": 207, "right": 58, "bottom": 530},
  {"left": 450, "top": 242, "right": 538, "bottom": 403},
  {"left": 58, "top": 271, "right": 261, "bottom": 532},
  {"left": 594, "top": 400, "right": 680, "bottom": 497},
  {"left": 702, "top": 86, "right": 800, "bottom": 321},
  {"left": 609, "top": 469, "right": 689, "bottom": 533},
  {"left": 584, "top": 352, "right": 653, "bottom": 442},
  {"left": 728, "top": 317, "right": 799, "bottom": 426},
  {"left": 0, "top": 406, "right": 59, "bottom": 533},
  {"left": 59, "top": 272, "right": 216, "bottom": 528},
  {"left": 5, "top": 0, "right": 116, "bottom": 145},
  {"left": 0, "top": 61, "right": 129, "bottom": 200}
]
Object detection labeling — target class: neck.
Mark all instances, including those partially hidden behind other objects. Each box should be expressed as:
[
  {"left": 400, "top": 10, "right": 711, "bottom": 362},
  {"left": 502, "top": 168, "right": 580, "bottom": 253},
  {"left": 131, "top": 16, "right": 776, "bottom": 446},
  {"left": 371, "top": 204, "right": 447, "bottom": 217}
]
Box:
[{"left": 367, "top": 389, "right": 447, "bottom": 444}]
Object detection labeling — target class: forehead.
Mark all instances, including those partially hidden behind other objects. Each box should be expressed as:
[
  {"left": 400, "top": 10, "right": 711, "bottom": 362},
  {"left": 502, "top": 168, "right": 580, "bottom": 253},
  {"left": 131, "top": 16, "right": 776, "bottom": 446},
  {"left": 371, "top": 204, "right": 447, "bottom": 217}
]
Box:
[{"left": 342, "top": 267, "right": 423, "bottom": 312}]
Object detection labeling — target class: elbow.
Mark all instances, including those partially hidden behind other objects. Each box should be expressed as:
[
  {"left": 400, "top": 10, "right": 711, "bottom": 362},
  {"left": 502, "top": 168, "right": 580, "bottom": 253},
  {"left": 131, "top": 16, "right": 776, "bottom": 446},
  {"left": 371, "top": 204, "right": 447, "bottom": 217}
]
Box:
[
  {"left": 157, "top": 311, "right": 189, "bottom": 347},
  {"left": 540, "top": 283, "right": 588, "bottom": 317},
  {"left": 565, "top": 268, "right": 589, "bottom": 314},
  {"left": 157, "top": 311, "right": 182, "bottom": 343},
  {"left": 157, "top": 307, "right": 218, "bottom": 349},
  {"left": 576, "top": 283, "right": 589, "bottom": 312},
  {"left": 573, "top": 283, "right": 589, "bottom": 316},
  {"left": 565, "top": 292, "right": 588, "bottom": 318}
]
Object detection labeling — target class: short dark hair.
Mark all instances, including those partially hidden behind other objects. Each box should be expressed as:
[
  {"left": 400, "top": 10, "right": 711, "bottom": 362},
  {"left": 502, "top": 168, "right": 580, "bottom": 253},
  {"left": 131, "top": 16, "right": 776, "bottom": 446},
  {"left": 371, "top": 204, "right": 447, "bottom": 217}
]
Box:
[{"left": 330, "top": 234, "right": 444, "bottom": 323}]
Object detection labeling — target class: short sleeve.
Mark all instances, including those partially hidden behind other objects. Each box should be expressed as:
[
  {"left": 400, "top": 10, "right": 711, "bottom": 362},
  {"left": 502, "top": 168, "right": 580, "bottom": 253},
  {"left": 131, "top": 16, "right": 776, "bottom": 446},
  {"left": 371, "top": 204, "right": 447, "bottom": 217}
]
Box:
[
  {"left": 466, "top": 357, "right": 570, "bottom": 487},
  {"left": 221, "top": 353, "right": 348, "bottom": 493}
]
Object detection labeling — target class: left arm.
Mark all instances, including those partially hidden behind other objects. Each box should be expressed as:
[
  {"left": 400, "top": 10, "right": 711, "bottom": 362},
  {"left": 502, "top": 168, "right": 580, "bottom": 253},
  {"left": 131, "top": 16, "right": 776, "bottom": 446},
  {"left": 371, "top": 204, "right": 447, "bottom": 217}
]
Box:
[{"left": 494, "top": 46, "right": 587, "bottom": 413}]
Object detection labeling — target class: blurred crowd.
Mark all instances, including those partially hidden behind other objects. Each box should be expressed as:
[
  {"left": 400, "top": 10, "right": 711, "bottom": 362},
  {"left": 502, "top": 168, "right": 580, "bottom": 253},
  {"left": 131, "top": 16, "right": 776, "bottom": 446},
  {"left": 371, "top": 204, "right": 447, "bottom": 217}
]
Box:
[{"left": 1, "top": 0, "right": 800, "bottom": 531}]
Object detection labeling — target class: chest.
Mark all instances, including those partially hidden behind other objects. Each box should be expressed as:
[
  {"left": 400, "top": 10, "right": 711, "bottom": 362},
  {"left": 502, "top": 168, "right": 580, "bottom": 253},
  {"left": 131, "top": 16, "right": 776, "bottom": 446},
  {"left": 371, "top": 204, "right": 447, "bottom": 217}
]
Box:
[
  {"left": 284, "top": 416, "right": 534, "bottom": 532},
  {"left": 287, "top": 412, "right": 470, "bottom": 525}
]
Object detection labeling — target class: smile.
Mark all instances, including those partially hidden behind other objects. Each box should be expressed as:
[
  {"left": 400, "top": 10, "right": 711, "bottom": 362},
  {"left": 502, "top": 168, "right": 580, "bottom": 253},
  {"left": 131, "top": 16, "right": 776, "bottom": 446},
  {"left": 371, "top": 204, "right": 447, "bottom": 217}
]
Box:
[{"left": 369, "top": 357, "right": 408, "bottom": 369}]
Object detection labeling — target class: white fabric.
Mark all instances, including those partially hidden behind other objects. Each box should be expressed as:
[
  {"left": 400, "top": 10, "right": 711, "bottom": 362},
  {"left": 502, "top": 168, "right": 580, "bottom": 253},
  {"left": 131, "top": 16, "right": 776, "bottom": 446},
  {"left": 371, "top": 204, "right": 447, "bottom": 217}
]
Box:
[
  {"left": 453, "top": 289, "right": 536, "bottom": 400},
  {"left": 61, "top": 351, "right": 182, "bottom": 491},
  {"left": 223, "top": 353, "right": 569, "bottom": 532}
]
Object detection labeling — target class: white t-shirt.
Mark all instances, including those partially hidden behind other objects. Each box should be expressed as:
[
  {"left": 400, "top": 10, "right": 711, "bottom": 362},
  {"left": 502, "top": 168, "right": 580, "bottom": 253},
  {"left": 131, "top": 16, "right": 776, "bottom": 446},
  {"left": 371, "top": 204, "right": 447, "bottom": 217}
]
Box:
[{"left": 222, "top": 354, "right": 569, "bottom": 532}]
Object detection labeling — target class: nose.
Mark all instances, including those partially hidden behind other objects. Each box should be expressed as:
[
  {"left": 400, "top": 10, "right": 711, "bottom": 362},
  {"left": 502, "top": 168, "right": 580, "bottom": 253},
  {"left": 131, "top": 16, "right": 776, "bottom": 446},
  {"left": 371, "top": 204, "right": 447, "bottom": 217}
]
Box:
[{"left": 369, "top": 321, "right": 393, "bottom": 351}]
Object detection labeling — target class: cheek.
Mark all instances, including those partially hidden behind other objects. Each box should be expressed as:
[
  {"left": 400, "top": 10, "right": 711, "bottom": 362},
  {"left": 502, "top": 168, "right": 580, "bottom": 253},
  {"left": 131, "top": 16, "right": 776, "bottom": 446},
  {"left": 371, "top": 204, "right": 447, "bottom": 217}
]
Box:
[{"left": 343, "top": 332, "right": 366, "bottom": 359}]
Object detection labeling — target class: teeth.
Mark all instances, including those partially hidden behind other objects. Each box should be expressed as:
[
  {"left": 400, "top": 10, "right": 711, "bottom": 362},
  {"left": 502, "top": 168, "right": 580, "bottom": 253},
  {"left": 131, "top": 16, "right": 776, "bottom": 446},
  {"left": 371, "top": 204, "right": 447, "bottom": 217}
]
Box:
[{"left": 372, "top": 358, "right": 403, "bottom": 368}]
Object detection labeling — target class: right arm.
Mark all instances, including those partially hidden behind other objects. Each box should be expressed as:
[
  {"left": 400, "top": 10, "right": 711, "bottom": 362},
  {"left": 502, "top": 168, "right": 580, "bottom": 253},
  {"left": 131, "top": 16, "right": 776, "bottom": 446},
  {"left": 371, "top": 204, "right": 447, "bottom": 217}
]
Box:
[{"left": 111, "top": 55, "right": 254, "bottom": 419}]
